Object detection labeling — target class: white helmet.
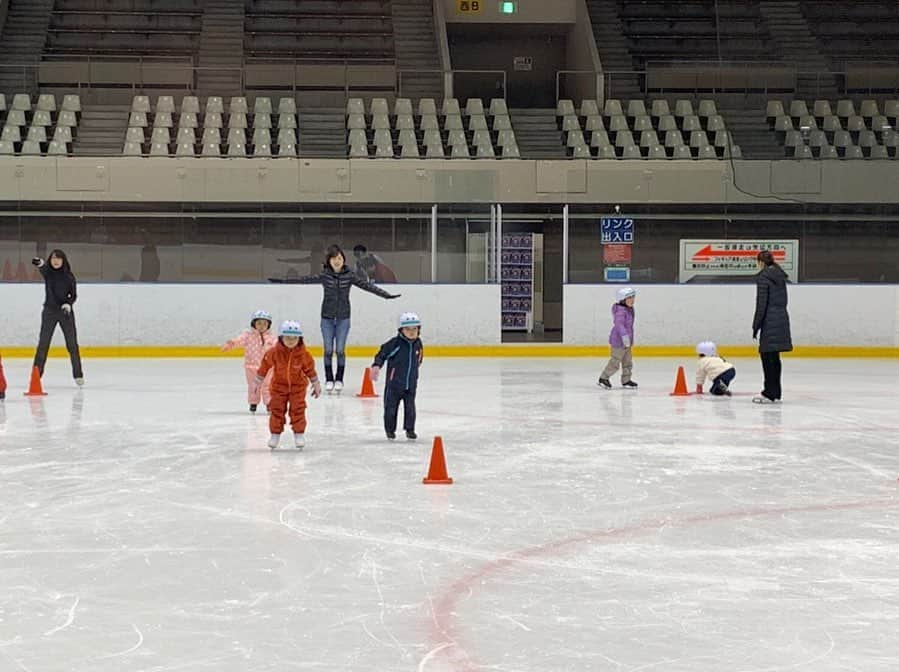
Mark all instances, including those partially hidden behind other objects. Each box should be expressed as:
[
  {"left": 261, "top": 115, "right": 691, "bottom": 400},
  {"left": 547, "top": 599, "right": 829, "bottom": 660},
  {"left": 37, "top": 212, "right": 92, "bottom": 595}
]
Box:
[
  {"left": 616, "top": 287, "right": 636, "bottom": 302},
  {"left": 278, "top": 320, "right": 303, "bottom": 337},
  {"left": 696, "top": 341, "right": 717, "bottom": 357},
  {"left": 398, "top": 311, "right": 421, "bottom": 328},
  {"left": 250, "top": 309, "right": 273, "bottom": 328}
]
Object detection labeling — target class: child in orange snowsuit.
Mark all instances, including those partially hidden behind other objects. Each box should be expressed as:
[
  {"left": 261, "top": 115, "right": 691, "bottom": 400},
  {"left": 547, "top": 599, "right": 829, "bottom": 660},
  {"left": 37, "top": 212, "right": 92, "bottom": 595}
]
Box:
[{"left": 255, "top": 320, "right": 321, "bottom": 450}]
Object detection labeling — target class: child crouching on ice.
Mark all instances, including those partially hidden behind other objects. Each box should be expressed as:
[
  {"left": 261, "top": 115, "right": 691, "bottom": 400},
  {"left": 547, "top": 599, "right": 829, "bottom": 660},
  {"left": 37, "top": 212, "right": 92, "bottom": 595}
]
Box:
[
  {"left": 371, "top": 312, "right": 424, "bottom": 440},
  {"left": 222, "top": 309, "right": 277, "bottom": 413},
  {"left": 255, "top": 320, "right": 321, "bottom": 450},
  {"left": 695, "top": 341, "right": 736, "bottom": 396}
]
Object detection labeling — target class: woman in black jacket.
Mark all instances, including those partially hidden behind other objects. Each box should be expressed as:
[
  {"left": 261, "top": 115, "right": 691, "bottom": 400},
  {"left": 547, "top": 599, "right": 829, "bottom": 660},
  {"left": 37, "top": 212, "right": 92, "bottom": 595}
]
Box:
[
  {"left": 32, "top": 249, "right": 84, "bottom": 385},
  {"left": 290, "top": 245, "right": 399, "bottom": 392},
  {"left": 752, "top": 250, "right": 792, "bottom": 403}
]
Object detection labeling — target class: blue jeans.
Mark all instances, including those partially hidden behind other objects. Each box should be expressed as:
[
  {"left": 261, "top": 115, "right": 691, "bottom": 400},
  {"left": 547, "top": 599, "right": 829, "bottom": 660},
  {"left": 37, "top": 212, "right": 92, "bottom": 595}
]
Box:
[{"left": 321, "top": 317, "right": 350, "bottom": 381}]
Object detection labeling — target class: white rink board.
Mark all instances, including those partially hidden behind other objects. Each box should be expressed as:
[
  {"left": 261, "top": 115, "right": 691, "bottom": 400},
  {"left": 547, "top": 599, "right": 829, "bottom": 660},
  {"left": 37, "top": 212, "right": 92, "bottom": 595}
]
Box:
[
  {"left": 0, "top": 284, "right": 501, "bottom": 347},
  {"left": 564, "top": 284, "right": 899, "bottom": 346}
]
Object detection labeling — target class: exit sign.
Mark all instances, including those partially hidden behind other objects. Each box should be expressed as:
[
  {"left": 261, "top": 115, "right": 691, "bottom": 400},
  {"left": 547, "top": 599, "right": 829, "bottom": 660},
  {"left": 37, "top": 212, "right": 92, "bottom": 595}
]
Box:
[{"left": 501, "top": 1, "right": 517, "bottom": 13}]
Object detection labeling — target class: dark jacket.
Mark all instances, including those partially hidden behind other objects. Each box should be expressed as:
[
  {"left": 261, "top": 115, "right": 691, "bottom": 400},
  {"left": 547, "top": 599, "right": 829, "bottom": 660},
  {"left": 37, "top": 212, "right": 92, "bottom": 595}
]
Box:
[
  {"left": 39, "top": 261, "right": 78, "bottom": 310},
  {"left": 288, "top": 266, "right": 394, "bottom": 319},
  {"left": 753, "top": 264, "right": 793, "bottom": 353},
  {"left": 373, "top": 332, "right": 423, "bottom": 391}
]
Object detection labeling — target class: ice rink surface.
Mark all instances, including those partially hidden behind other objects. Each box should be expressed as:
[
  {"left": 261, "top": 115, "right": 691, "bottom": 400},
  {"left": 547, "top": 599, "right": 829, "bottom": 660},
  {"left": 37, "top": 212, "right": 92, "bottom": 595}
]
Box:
[{"left": 1, "top": 356, "right": 898, "bottom": 672}]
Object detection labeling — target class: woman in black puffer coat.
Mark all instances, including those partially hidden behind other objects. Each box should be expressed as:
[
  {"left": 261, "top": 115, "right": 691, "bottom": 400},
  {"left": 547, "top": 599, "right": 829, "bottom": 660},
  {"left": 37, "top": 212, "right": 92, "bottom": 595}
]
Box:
[
  {"left": 752, "top": 249, "right": 792, "bottom": 403},
  {"left": 283, "top": 245, "right": 399, "bottom": 392},
  {"left": 32, "top": 249, "right": 84, "bottom": 385}
]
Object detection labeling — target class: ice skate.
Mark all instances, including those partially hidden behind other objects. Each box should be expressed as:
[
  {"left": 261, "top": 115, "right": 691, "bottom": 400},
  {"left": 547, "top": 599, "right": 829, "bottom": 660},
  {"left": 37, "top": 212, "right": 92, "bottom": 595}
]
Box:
[
  {"left": 597, "top": 378, "right": 612, "bottom": 390},
  {"left": 268, "top": 433, "right": 280, "bottom": 450},
  {"left": 75, "top": 378, "right": 84, "bottom": 387},
  {"left": 334, "top": 381, "right": 344, "bottom": 394},
  {"left": 622, "top": 380, "right": 638, "bottom": 389},
  {"left": 386, "top": 431, "right": 396, "bottom": 440},
  {"left": 0, "top": 391, "right": 5, "bottom": 401},
  {"left": 325, "top": 381, "right": 335, "bottom": 394},
  {"left": 752, "top": 393, "right": 777, "bottom": 404},
  {"left": 405, "top": 430, "right": 417, "bottom": 440},
  {"left": 249, "top": 404, "right": 258, "bottom": 413},
  {"left": 294, "top": 433, "right": 305, "bottom": 450}
]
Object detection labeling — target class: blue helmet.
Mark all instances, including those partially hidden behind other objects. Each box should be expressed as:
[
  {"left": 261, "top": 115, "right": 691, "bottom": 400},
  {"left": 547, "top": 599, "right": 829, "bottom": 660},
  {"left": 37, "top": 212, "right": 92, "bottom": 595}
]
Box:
[
  {"left": 398, "top": 311, "right": 421, "bottom": 328},
  {"left": 279, "top": 320, "right": 303, "bottom": 337}
]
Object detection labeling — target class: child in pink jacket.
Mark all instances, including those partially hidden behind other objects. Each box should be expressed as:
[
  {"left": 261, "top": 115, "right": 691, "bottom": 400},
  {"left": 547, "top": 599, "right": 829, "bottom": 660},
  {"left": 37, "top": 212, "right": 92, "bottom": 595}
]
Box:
[{"left": 222, "top": 310, "right": 277, "bottom": 413}]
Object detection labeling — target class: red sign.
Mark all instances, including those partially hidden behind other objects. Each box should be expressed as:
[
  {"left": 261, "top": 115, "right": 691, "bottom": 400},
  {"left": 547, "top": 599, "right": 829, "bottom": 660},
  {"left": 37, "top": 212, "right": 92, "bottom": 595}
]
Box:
[
  {"left": 690, "top": 245, "right": 787, "bottom": 263},
  {"left": 603, "top": 244, "right": 632, "bottom": 265}
]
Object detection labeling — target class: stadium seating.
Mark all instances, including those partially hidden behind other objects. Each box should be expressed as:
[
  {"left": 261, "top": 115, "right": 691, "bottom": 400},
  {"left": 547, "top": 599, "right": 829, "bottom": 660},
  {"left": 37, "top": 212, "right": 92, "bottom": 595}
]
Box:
[{"left": 0, "top": 93, "right": 81, "bottom": 156}]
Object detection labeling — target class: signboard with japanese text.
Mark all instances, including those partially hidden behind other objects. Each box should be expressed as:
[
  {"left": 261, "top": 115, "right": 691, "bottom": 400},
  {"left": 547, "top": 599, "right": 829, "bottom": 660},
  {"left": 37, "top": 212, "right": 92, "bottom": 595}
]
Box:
[
  {"left": 600, "top": 217, "right": 634, "bottom": 244},
  {"left": 678, "top": 239, "right": 799, "bottom": 283}
]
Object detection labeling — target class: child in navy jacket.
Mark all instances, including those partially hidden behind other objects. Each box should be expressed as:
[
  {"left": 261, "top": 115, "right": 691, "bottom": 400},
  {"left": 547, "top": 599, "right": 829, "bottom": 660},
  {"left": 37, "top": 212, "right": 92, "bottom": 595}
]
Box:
[{"left": 370, "top": 312, "right": 424, "bottom": 440}]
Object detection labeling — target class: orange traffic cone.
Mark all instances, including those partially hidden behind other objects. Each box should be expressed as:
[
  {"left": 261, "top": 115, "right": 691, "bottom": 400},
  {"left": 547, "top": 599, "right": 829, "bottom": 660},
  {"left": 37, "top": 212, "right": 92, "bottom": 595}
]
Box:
[
  {"left": 669, "top": 365, "right": 690, "bottom": 396},
  {"left": 356, "top": 367, "right": 379, "bottom": 398},
  {"left": 1, "top": 260, "right": 12, "bottom": 281},
  {"left": 15, "top": 260, "right": 29, "bottom": 281},
  {"left": 24, "top": 366, "right": 48, "bottom": 397},
  {"left": 423, "top": 436, "right": 453, "bottom": 485}
]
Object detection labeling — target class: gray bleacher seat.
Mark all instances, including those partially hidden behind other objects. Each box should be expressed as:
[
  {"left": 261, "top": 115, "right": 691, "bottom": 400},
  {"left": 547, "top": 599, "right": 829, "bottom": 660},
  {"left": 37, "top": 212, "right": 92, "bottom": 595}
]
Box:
[
  {"left": 278, "top": 129, "right": 297, "bottom": 145},
  {"left": 149, "top": 142, "right": 169, "bottom": 156},
  {"left": 37, "top": 94, "right": 56, "bottom": 112},
  {"left": 774, "top": 116, "right": 794, "bottom": 132},
  {"left": 278, "top": 98, "right": 297, "bottom": 115},
  {"left": 596, "top": 145, "right": 617, "bottom": 159},
  {"left": 6, "top": 110, "right": 26, "bottom": 126},
  {"left": 493, "top": 115, "right": 512, "bottom": 131},
  {"left": 489, "top": 99, "right": 508, "bottom": 116},
  {"left": 0, "top": 94, "right": 6, "bottom": 111},
  {"left": 797, "top": 115, "right": 817, "bottom": 131},
  {"left": 254, "top": 97, "right": 272, "bottom": 115},
  {"left": 681, "top": 115, "right": 702, "bottom": 132},
  {"left": 672, "top": 145, "right": 693, "bottom": 159},
  {"left": 31, "top": 110, "right": 51, "bottom": 127},
  {"left": 0, "top": 140, "right": 15, "bottom": 155},
  {"left": 793, "top": 145, "right": 813, "bottom": 160},
  {"left": 400, "top": 143, "right": 419, "bottom": 158},
  {"left": 1, "top": 125, "right": 21, "bottom": 142},
  {"left": 843, "top": 145, "right": 864, "bottom": 159},
  {"left": 651, "top": 99, "right": 670, "bottom": 119},
  {"left": 419, "top": 99, "right": 437, "bottom": 116},
  {"left": 706, "top": 115, "right": 726, "bottom": 133},
  {"left": 836, "top": 99, "right": 855, "bottom": 119},
  {"left": 398, "top": 129, "right": 417, "bottom": 147},
  {"left": 420, "top": 114, "right": 439, "bottom": 131},
  {"left": 182, "top": 96, "right": 200, "bottom": 114},
  {"left": 833, "top": 130, "right": 853, "bottom": 150},
  {"left": 254, "top": 113, "right": 272, "bottom": 129},
  {"left": 374, "top": 143, "right": 394, "bottom": 158},
  {"left": 497, "top": 129, "right": 517, "bottom": 147},
  {"left": 396, "top": 114, "right": 415, "bottom": 130},
  {"left": 153, "top": 113, "right": 173, "bottom": 129},
  {"left": 202, "top": 128, "right": 221, "bottom": 145},
  {"left": 608, "top": 115, "right": 628, "bottom": 133},
  {"left": 347, "top": 114, "right": 366, "bottom": 130},
  {"left": 633, "top": 116, "right": 652, "bottom": 132},
  {"left": 657, "top": 115, "right": 677, "bottom": 133},
  {"left": 346, "top": 98, "right": 364, "bottom": 116},
  {"left": 566, "top": 130, "right": 586, "bottom": 148},
  {"left": 177, "top": 128, "right": 196, "bottom": 144},
  {"left": 204, "top": 112, "right": 223, "bottom": 129},
  {"left": 674, "top": 100, "right": 694, "bottom": 118},
  {"left": 227, "top": 128, "right": 245, "bottom": 146},
  {"left": 869, "top": 145, "right": 889, "bottom": 159},
  {"left": 423, "top": 130, "right": 442, "bottom": 147},
  {"left": 472, "top": 130, "right": 492, "bottom": 148},
  {"left": 254, "top": 143, "right": 271, "bottom": 157},
  {"left": 665, "top": 130, "right": 685, "bottom": 149},
  {"left": 822, "top": 116, "right": 841, "bottom": 134},
  {"left": 278, "top": 113, "right": 297, "bottom": 129},
  {"left": 53, "top": 126, "right": 72, "bottom": 143},
  {"left": 621, "top": 145, "right": 642, "bottom": 159},
  {"left": 123, "top": 141, "right": 142, "bottom": 156},
  {"left": 697, "top": 145, "right": 718, "bottom": 159},
  {"left": 425, "top": 143, "right": 445, "bottom": 158},
  {"left": 813, "top": 100, "right": 832, "bottom": 119},
  {"left": 648, "top": 145, "right": 667, "bottom": 160},
  {"left": 61, "top": 95, "right": 81, "bottom": 112},
  {"left": 125, "top": 127, "right": 145, "bottom": 143},
  {"left": 846, "top": 116, "right": 865, "bottom": 133},
  {"left": 819, "top": 144, "right": 838, "bottom": 159},
  {"left": 871, "top": 115, "right": 890, "bottom": 132},
  {"left": 859, "top": 100, "right": 879, "bottom": 119},
  {"left": 349, "top": 142, "right": 368, "bottom": 158},
  {"left": 227, "top": 141, "right": 246, "bottom": 157},
  {"left": 229, "top": 113, "right": 248, "bottom": 129},
  {"left": 585, "top": 115, "right": 604, "bottom": 131},
  {"left": 626, "top": 100, "right": 646, "bottom": 118},
  {"left": 179, "top": 112, "right": 198, "bottom": 129},
  {"left": 443, "top": 115, "right": 463, "bottom": 131},
  {"left": 788, "top": 100, "right": 808, "bottom": 119},
  {"left": 469, "top": 115, "right": 488, "bottom": 131},
  {"left": 371, "top": 114, "right": 390, "bottom": 130},
  {"left": 151, "top": 127, "right": 170, "bottom": 144},
  {"left": 640, "top": 130, "right": 660, "bottom": 148},
  {"left": 10, "top": 94, "right": 30, "bottom": 111},
  {"left": 572, "top": 144, "right": 591, "bottom": 158},
  {"left": 556, "top": 99, "right": 575, "bottom": 117},
  {"left": 466, "top": 99, "right": 485, "bottom": 116},
  {"left": 450, "top": 143, "right": 469, "bottom": 159},
  {"left": 371, "top": 98, "right": 390, "bottom": 116},
  {"left": 579, "top": 100, "right": 599, "bottom": 117},
  {"left": 347, "top": 128, "right": 366, "bottom": 146},
  {"left": 501, "top": 143, "right": 520, "bottom": 159},
  {"left": 562, "top": 115, "right": 580, "bottom": 132},
  {"left": 615, "top": 130, "right": 635, "bottom": 148},
  {"left": 373, "top": 128, "right": 392, "bottom": 148},
  {"left": 252, "top": 129, "right": 271, "bottom": 146},
  {"left": 157, "top": 96, "right": 175, "bottom": 114},
  {"left": 442, "top": 98, "right": 461, "bottom": 116},
  {"left": 277, "top": 142, "right": 296, "bottom": 157},
  {"left": 603, "top": 99, "right": 623, "bottom": 117},
  {"left": 175, "top": 142, "right": 195, "bottom": 157},
  {"left": 201, "top": 142, "right": 220, "bottom": 157},
  {"left": 27, "top": 126, "right": 47, "bottom": 143},
  {"left": 206, "top": 97, "right": 224, "bottom": 115},
  {"left": 590, "top": 130, "right": 611, "bottom": 148},
  {"left": 48, "top": 140, "right": 68, "bottom": 155},
  {"left": 689, "top": 130, "right": 709, "bottom": 148},
  {"left": 697, "top": 100, "right": 717, "bottom": 118},
  {"left": 132, "top": 96, "right": 151, "bottom": 113},
  {"left": 129, "top": 112, "right": 148, "bottom": 128},
  {"left": 394, "top": 98, "right": 413, "bottom": 116}
]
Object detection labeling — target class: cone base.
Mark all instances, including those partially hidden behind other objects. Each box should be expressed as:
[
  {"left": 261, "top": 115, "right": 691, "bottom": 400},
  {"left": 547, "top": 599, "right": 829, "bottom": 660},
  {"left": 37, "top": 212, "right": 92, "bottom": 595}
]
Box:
[
  {"left": 355, "top": 393, "right": 379, "bottom": 398},
  {"left": 24, "top": 392, "right": 48, "bottom": 397},
  {"left": 669, "top": 391, "right": 691, "bottom": 397},
  {"left": 423, "top": 477, "right": 453, "bottom": 485}
]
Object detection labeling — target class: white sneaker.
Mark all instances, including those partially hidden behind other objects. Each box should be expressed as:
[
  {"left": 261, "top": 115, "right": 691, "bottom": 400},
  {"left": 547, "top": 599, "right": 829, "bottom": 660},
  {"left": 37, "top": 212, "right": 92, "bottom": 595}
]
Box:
[
  {"left": 294, "top": 433, "right": 305, "bottom": 449},
  {"left": 325, "top": 381, "right": 335, "bottom": 393},
  {"left": 267, "top": 434, "right": 280, "bottom": 449},
  {"left": 752, "top": 394, "right": 777, "bottom": 404},
  {"left": 334, "top": 381, "right": 344, "bottom": 393},
  {"left": 75, "top": 378, "right": 84, "bottom": 387}
]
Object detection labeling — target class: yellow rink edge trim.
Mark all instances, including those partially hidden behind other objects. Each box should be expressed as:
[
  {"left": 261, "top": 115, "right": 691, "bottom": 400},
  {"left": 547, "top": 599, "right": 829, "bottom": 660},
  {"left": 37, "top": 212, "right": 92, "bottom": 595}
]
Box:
[{"left": 2, "top": 345, "right": 898, "bottom": 358}]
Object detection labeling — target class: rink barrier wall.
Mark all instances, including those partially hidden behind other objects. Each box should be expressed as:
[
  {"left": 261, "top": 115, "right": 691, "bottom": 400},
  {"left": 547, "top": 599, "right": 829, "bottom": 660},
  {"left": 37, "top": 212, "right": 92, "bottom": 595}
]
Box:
[
  {"left": 3, "top": 345, "right": 899, "bottom": 358},
  {"left": 2, "top": 283, "right": 898, "bottom": 356}
]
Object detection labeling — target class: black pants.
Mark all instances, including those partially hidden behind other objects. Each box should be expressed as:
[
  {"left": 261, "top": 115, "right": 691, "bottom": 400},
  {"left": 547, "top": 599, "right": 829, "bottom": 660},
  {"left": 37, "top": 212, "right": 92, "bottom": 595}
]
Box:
[
  {"left": 384, "top": 385, "right": 416, "bottom": 433},
  {"left": 759, "top": 351, "right": 782, "bottom": 400},
  {"left": 34, "top": 306, "right": 83, "bottom": 379},
  {"left": 710, "top": 367, "right": 736, "bottom": 395}
]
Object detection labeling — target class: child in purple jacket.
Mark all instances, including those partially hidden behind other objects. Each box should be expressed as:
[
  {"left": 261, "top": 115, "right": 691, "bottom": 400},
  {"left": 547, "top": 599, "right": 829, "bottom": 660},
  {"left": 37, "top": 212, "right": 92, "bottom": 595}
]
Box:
[{"left": 598, "top": 287, "right": 638, "bottom": 389}]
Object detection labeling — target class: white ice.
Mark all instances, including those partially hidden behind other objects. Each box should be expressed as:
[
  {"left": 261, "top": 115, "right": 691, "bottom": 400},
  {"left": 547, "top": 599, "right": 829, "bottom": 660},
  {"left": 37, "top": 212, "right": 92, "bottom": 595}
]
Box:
[{"left": 1, "top": 357, "right": 898, "bottom": 672}]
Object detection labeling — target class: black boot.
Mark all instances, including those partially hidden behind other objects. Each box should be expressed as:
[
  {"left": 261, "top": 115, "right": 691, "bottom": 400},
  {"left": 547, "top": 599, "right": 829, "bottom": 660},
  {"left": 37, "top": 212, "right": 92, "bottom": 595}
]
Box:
[
  {"left": 405, "top": 430, "right": 417, "bottom": 440},
  {"left": 249, "top": 404, "right": 258, "bottom": 413}
]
